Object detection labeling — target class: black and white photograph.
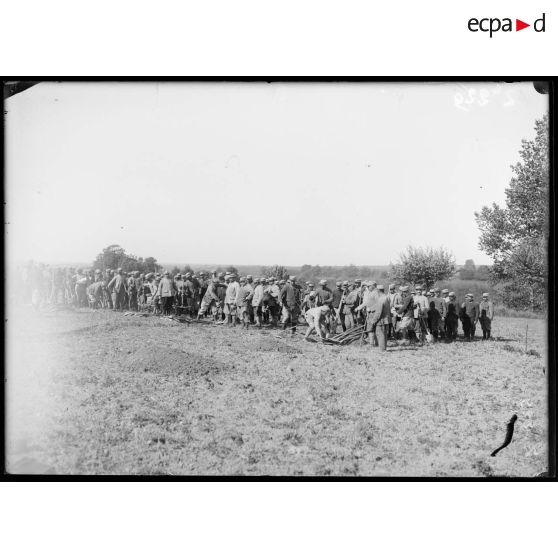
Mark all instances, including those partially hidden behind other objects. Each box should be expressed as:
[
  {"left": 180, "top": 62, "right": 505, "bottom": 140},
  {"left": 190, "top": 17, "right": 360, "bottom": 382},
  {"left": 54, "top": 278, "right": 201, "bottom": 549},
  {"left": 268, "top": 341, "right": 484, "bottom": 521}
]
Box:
[{"left": 4, "top": 80, "right": 551, "bottom": 477}]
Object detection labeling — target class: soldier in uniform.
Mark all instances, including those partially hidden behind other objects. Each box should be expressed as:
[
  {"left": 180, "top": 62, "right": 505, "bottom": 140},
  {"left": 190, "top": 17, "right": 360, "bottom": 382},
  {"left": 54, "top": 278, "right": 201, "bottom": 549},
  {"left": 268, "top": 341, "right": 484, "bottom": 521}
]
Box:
[
  {"left": 342, "top": 282, "right": 358, "bottom": 330},
  {"left": 479, "top": 292, "right": 494, "bottom": 340},
  {"left": 74, "top": 268, "right": 89, "bottom": 307},
  {"left": 236, "top": 277, "right": 253, "bottom": 328},
  {"left": 394, "top": 286, "right": 415, "bottom": 342},
  {"left": 224, "top": 274, "right": 240, "bottom": 326},
  {"left": 301, "top": 283, "right": 314, "bottom": 311},
  {"left": 303, "top": 305, "right": 332, "bottom": 342},
  {"left": 199, "top": 272, "right": 209, "bottom": 301},
  {"left": 151, "top": 275, "right": 161, "bottom": 314},
  {"left": 430, "top": 288, "right": 448, "bottom": 339},
  {"left": 369, "top": 285, "right": 392, "bottom": 351},
  {"left": 330, "top": 281, "right": 345, "bottom": 334},
  {"left": 354, "top": 279, "right": 365, "bottom": 325},
  {"left": 107, "top": 268, "right": 127, "bottom": 311},
  {"left": 413, "top": 285, "right": 429, "bottom": 342},
  {"left": 101, "top": 269, "right": 113, "bottom": 308},
  {"left": 279, "top": 276, "right": 300, "bottom": 333},
  {"left": 191, "top": 273, "right": 201, "bottom": 315},
  {"left": 427, "top": 300, "right": 443, "bottom": 340},
  {"left": 251, "top": 277, "right": 265, "bottom": 327},
  {"left": 387, "top": 284, "right": 401, "bottom": 339},
  {"left": 460, "top": 293, "right": 479, "bottom": 341},
  {"left": 174, "top": 273, "right": 185, "bottom": 315},
  {"left": 291, "top": 276, "right": 302, "bottom": 324},
  {"left": 245, "top": 275, "right": 255, "bottom": 323},
  {"left": 126, "top": 272, "right": 138, "bottom": 311},
  {"left": 264, "top": 277, "right": 281, "bottom": 326},
  {"left": 355, "top": 282, "right": 380, "bottom": 345},
  {"left": 445, "top": 291, "right": 459, "bottom": 341},
  {"left": 301, "top": 282, "right": 311, "bottom": 306},
  {"left": 156, "top": 271, "right": 176, "bottom": 316},
  {"left": 198, "top": 278, "right": 220, "bottom": 322},
  {"left": 315, "top": 280, "right": 333, "bottom": 313}
]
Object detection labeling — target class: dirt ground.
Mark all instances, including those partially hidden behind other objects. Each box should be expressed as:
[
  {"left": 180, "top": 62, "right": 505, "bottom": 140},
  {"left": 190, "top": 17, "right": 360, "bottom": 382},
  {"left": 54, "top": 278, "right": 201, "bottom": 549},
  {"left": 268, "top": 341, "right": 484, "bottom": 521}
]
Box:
[{"left": 5, "top": 305, "right": 548, "bottom": 476}]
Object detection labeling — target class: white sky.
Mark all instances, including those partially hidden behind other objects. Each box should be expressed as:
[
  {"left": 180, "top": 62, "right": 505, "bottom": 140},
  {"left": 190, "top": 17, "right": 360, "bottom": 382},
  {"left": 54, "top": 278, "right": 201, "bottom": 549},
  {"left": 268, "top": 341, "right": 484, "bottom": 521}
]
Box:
[{"left": 5, "top": 81, "right": 548, "bottom": 267}]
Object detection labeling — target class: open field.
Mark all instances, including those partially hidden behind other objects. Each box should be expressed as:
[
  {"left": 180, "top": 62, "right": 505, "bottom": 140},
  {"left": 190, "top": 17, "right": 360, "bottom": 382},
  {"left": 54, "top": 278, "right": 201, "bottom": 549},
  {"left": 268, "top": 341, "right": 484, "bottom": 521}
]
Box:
[{"left": 6, "top": 306, "right": 548, "bottom": 476}]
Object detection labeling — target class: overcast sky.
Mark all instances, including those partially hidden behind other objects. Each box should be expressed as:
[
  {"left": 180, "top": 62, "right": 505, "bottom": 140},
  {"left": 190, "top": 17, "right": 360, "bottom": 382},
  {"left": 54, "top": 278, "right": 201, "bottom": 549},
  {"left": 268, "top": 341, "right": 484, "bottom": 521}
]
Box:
[{"left": 5, "top": 81, "right": 548, "bottom": 267}]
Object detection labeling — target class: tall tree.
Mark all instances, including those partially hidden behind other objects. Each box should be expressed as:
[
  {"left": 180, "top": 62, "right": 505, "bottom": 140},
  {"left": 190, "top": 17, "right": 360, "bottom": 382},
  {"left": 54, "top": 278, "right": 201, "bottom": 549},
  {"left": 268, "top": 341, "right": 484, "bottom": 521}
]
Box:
[
  {"left": 390, "top": 246, "right": 456, "bottom": 290},
  {"left": 475, "top": 113, "right": 548, "bottom": 311}
]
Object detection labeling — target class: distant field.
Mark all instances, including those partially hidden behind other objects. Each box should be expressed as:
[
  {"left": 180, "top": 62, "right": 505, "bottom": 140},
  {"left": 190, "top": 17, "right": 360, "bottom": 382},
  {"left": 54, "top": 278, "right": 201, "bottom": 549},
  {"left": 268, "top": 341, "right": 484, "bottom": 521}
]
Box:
[{"left": 6, "top": 306, "right": 548, "bottom": 476}]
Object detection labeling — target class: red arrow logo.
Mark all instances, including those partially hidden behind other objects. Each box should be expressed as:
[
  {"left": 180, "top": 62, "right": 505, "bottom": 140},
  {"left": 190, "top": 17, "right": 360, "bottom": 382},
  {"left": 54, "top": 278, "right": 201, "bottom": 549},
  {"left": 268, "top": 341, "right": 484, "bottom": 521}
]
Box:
[{"left": 516, "top": 19, "right": 530, "bottom": 31}]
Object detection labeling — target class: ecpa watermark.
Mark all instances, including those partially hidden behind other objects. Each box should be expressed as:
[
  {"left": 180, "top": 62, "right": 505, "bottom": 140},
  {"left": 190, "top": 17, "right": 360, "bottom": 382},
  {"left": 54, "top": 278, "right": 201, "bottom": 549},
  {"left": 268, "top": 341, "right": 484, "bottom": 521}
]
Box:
[{"left": 468, "top": 13, "right": 545, "bottom": 37}]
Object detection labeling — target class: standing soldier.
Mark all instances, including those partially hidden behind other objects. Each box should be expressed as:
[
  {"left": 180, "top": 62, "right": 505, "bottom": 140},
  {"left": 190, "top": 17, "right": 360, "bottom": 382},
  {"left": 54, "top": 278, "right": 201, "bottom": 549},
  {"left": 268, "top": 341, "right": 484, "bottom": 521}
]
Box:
[
  {"left": 387, "top": 284, "right": 401, "bottom": 339},
  {"left": 427, "top": 300, "right": 444, "bottom": 340},
  {"left": 460, "top": 293, "right": 479, "bottom": 341},
  {"left": 102, "top": 269, "right": 114, "bottom": 308},
  {"left": 315, "top": 279, "right": 333, "bottom": 307},
  {"left": 251, "top": 277, "right": 265, "bottom": 327},
  {"left": 301, "top": 283, "right": 315, "bottom": 311},
  {"left": 128, "top": 272, "right": 139, "bottom": 311},
  {"left": 191, "top": 273, "right": 201, "bottom": 315},
  {"left": 236, "top": 277, "right": 253, "bottom": 328},
  {"left": 198, "top": 272, "right": 209, "bottom": 301},
  {"left": 355, "top": 282, "right": 379, "bottom": 345},
  {"left": 174, "top": 273, "right": 184, "bottom": 314},
  {"left": 395, "top": 286, "right": 415, "bottom": 342},
  {"left": 74, "top": 268, "right": 89, "bottom": 307},
  {"left": 245, "top": 275, "right": 255, "bottom": 323},
  {"left": 266, "top": 277, "right": 281, "bottom": 326},
  {"left": 279, "top": 276, "right": 300, "bottom": 334},
  {"left": 214, "top": 272, "right": 227, "bottom": 322},
  {"left": 445, "top": 291, "right": 459, "bottom": 341},
  {"left": 225, "top": 274, "right": 240, "bottom": 326},
  {"left": 355, "top": 279, "right": 366, "bottom": 325},
  {"left": 107, "top": 268, "right": 127, "bottom": 311},
  {"left": 442, "top": 288, "right": 450, "bottom": 304},
  {"left": 330, "top": 281, "right": 345, "bottom": 334},
  {"left": 431, "top": 288, "right": 448, "bottom": 339},
  {"left": 479, "top": 292, "right": 494, "bottom": 340},
  {"left": 342, "top": 282, "right": 358, "bottom": 330},
  {"left": 301, "top": 282, "right": 311, "bottom": 306},
  {"left": 370, "top": 285, "right": 392, "bottom": 351},
  {"left": 156, "top": 271, "right": 176, "bottom": 315},
  {"left": 183, "top": 272, "right": 195, "bottom": 317},
  {"left": 291, "top": 276, "right": 302, "bottom": 324},
  {"left": 362, "top": 282, "right": 380, "bottom": 342},
  {"left": 413, "top": 285, "right": 429, "bottom": 342},
  {"left": 150, "top": 274, "right": 161, "bottom": 314}
]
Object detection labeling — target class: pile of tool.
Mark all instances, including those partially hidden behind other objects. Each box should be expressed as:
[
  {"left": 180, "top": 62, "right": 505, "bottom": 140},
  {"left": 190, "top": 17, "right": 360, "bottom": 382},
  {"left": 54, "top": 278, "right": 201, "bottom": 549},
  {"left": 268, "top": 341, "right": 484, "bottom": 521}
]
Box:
[{"left": 325, "top": 324, "right": 365, "bottom": 345}]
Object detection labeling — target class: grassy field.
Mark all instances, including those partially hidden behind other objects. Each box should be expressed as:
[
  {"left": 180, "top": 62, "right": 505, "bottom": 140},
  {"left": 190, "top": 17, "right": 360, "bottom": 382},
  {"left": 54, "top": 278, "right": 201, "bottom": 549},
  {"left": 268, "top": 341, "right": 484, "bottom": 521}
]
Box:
[{"left": 6, "top": 305, "right": 548, "bottom": 476}]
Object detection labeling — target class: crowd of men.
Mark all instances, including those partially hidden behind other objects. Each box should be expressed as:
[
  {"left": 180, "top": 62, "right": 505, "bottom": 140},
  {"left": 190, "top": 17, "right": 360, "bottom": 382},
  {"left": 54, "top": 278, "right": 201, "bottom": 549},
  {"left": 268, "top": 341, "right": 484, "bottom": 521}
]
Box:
[{"left": 19, "top": 263, "right": 496, "bottom": 351}]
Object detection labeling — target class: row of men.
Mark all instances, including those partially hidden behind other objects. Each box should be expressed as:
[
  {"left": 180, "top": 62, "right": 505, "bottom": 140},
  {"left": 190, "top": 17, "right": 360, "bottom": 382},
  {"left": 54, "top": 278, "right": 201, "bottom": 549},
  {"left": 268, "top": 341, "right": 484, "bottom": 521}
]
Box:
[{"left": 48, "top": 268, "right": 495, "bottom": 346}]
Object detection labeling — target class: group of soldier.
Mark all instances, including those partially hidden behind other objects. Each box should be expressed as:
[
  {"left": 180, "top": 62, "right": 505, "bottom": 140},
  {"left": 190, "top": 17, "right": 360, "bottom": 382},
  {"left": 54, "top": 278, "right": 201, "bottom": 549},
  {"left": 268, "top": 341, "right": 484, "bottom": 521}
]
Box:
[{"left": 21, "top": 262, "right": 496, "bottom": 351}]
